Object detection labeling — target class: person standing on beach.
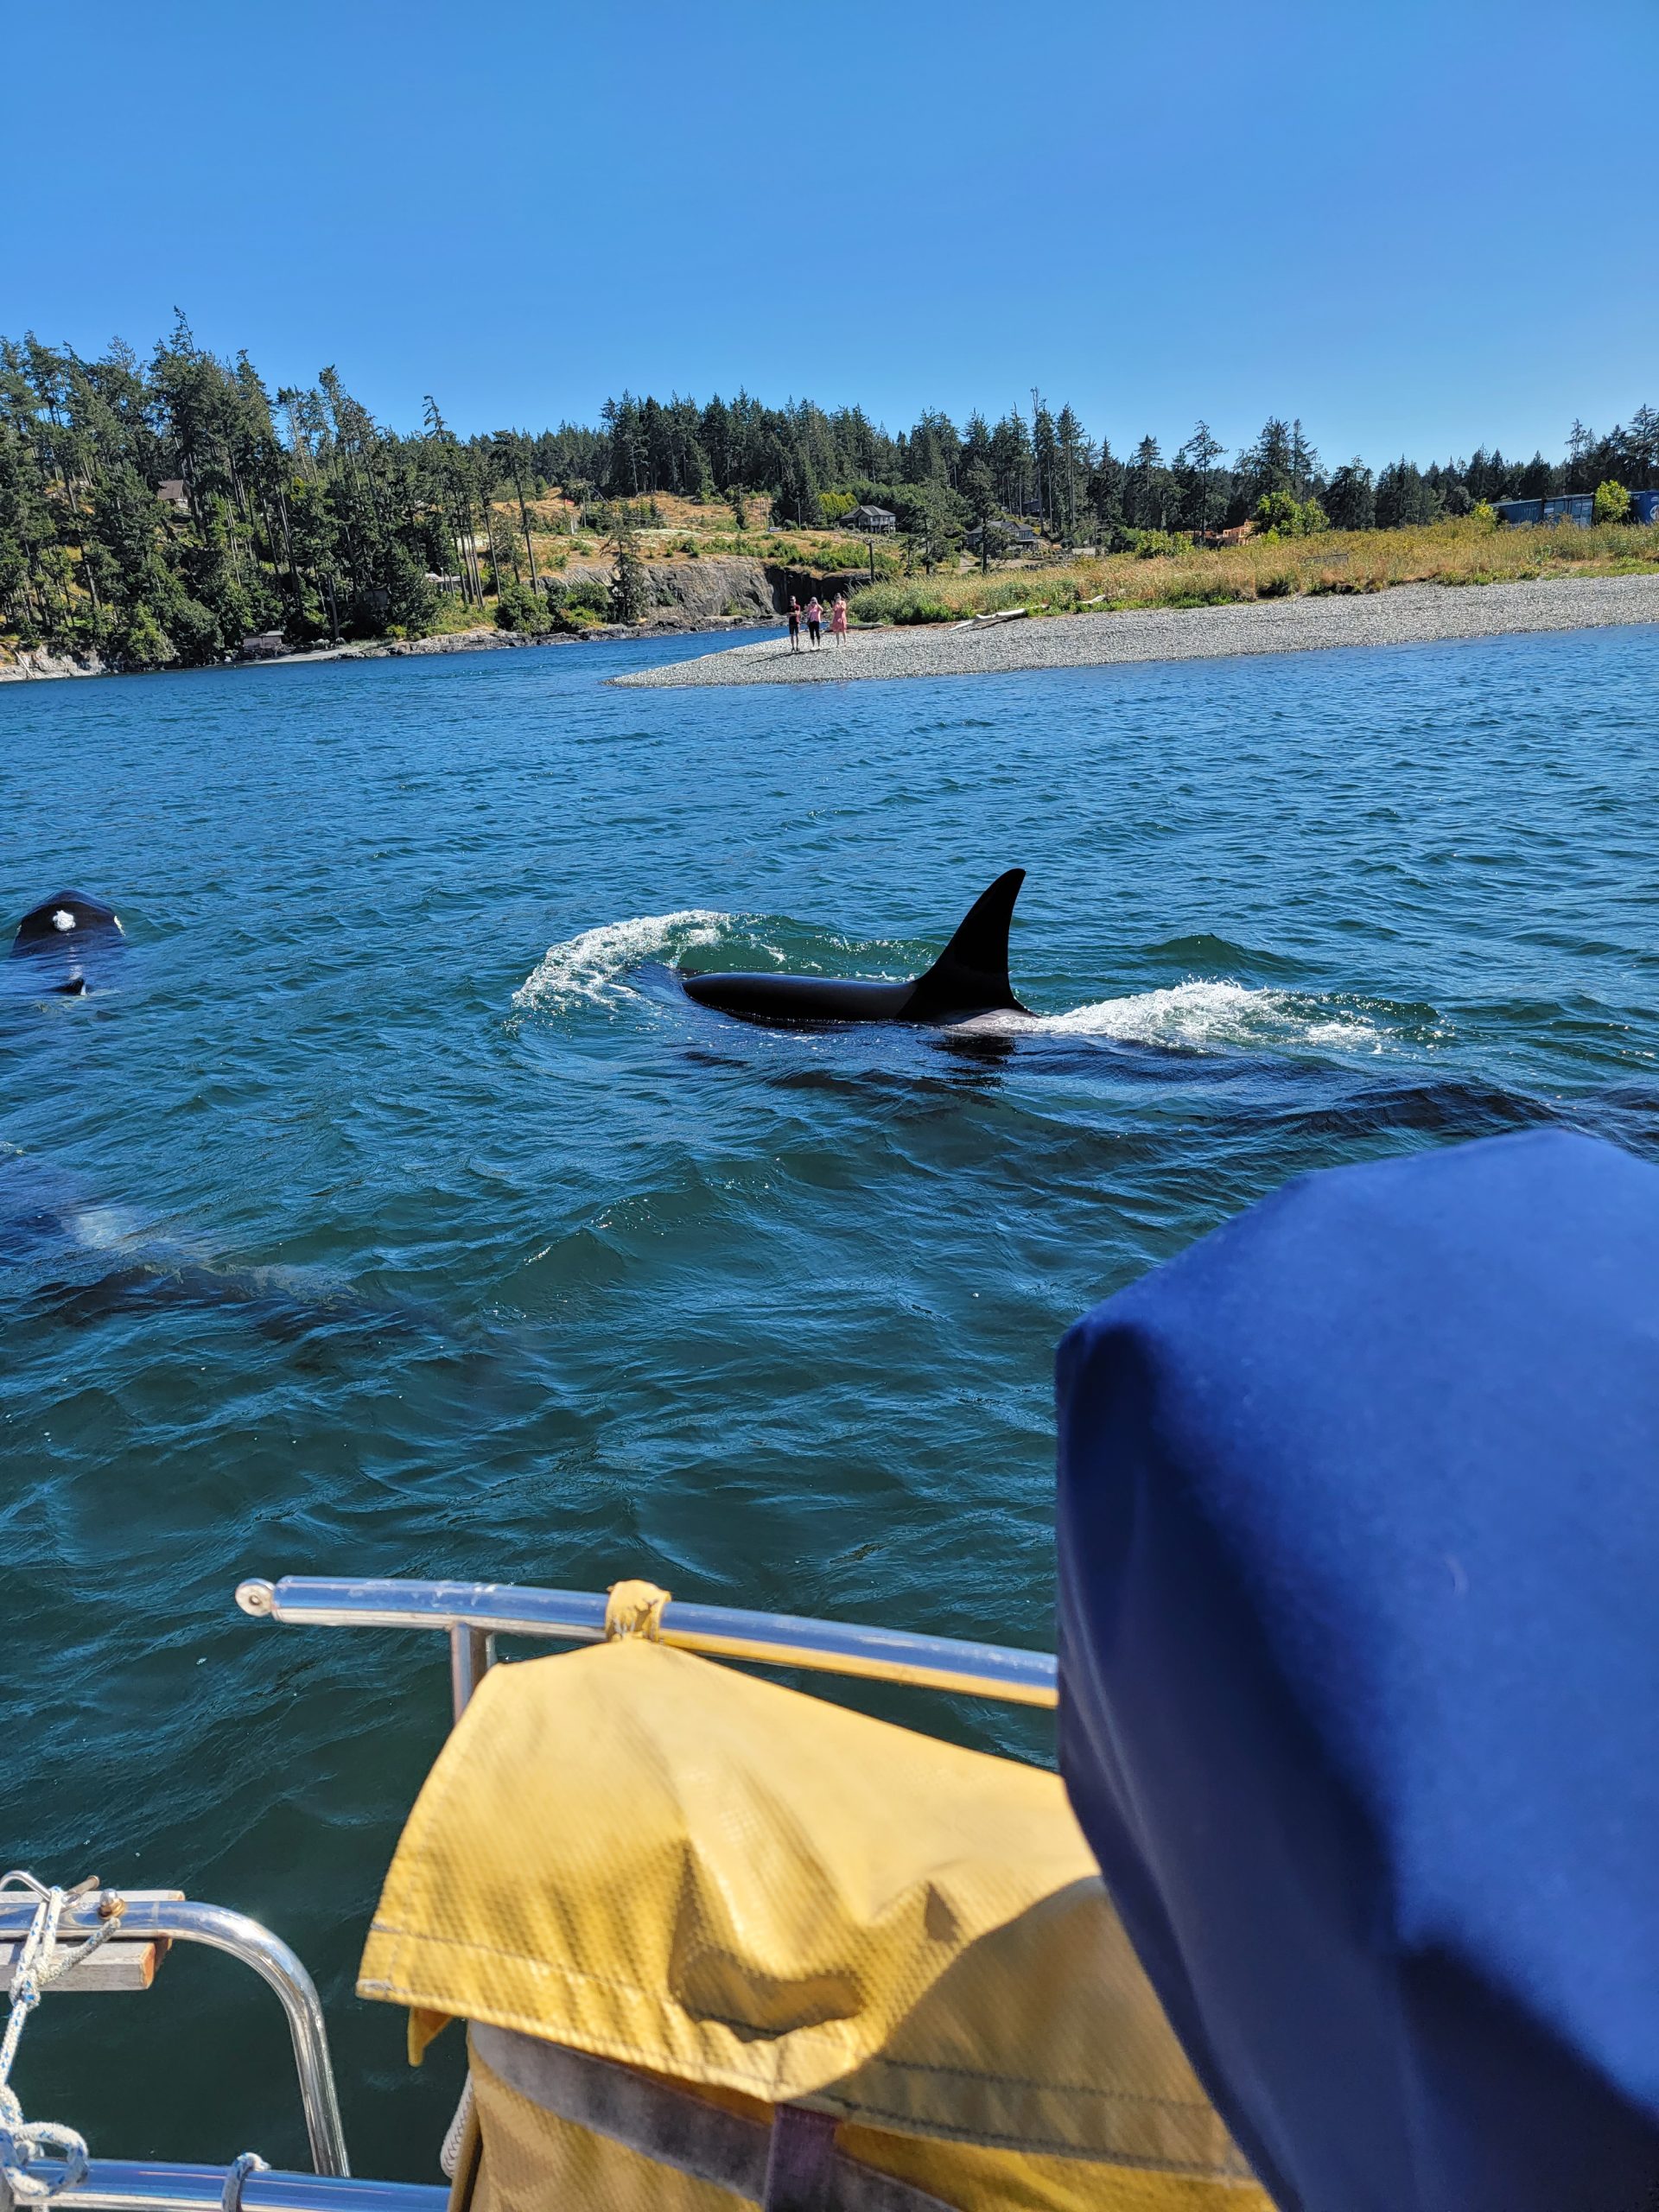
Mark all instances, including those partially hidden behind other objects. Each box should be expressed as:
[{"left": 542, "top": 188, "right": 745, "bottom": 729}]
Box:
[
  {"left": 804, "top": 595, "right": 823, "bottom": 649},
  {"left": 830, "top": 593, "right": 848, "bottom": 646},
  {"left": 787, "top": 597, "right": 802, "bottom": 652}
]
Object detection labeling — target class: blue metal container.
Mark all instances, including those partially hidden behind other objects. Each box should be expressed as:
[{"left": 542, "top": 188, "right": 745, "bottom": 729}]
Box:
[
  {"left": 1631, "top": 489, "right": 1659, "bottom": 527},
  {"left": 1494, "top": 499, "right": 1544, "bottom": 526}
]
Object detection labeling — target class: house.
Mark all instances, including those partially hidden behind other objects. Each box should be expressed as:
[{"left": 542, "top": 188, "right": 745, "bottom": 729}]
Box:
[
  {"left": 1217, "top": 521, "right": 1255, "bottom": 547},
  {"left": 964, "top": 520, "right": 1039, "bottom": 553},
  {"left": 156, "top": 479, "right": 190, "bottom": 513},
  {"left": 238, "top": 631, "right": 288, "bottom": 660},
  {"left": 842, "top": 504, "right": 896, "bottom": 534}
]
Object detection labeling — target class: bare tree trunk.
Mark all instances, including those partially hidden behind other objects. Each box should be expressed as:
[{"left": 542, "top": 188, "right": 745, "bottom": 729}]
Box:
[{"left": 515, "top": 469, "right": 538, "bottom": 582}]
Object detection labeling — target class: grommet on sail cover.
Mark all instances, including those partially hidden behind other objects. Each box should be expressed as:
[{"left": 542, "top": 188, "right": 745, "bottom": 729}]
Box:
[{"left": 605, "top": 1580, "right": 671, "bottom": 1641}]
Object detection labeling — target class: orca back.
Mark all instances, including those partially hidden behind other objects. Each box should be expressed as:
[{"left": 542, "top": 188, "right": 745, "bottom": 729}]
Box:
[
  {"left": 679, "top": 869, "right": 1029, "bottom": 1027},
  {"left": 10, "top": 893, "right": 124, "bottom": 957}
]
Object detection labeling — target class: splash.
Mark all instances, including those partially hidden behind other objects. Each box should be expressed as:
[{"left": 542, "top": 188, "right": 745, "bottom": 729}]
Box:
[
  {"left": 969, "top": 980, "right": 1382, "bottom": 1052},
  {"left": 513, "top": 910, "right": 734, "bottom": 1012}
]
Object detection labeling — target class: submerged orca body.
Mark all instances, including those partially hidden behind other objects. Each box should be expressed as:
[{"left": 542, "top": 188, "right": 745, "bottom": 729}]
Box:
[
  {"left": 681, "top": 869, "right": 1030, "bottom": 1027},
  {"left": 9, "top": 893, "right": 125, "bottom": 995}
]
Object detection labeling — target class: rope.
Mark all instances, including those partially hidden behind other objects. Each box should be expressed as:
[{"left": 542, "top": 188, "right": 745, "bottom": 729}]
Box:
[
  {"left": 0, "top": 1871, "right": 126, "bottom": 2203},
  {"left": 220, "top": 2150, "right": 269, "bottom": 2212},
  {"left": 604, "top": 1580, "right": 671, "bottom": 1640},
  {"left": 438, "top": 2076, "right": 474, "bottom": 2180}
]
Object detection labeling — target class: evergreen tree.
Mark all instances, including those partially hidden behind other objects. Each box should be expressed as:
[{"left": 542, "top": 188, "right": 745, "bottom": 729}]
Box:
[
  {"left": 963, "top": 461, "right": 1000, "bottom": 572},
  {"left": 1323, "top": 460, "right": 1376, "bottom": 531},
  {"left": 1054, "top": 405, "right": 1089, "bottom": 540},
  {"left": 1126, "top": 435, "right": 1174, "bottom": 530},
  {"left": 1086, "top": 442, "right": 1124, "bottom": 541},
  {"left": 1240, "top": 418, "right": 1294, "bottom": 504},
  {"left": 1375, "top": 458, "right": 1442, "bottom": 529},
  {"left": 1173, "top": 421, "right": 1225, "bottom": 537},
  {"left": 608, "top": 511, "right": 649, "bottom": 623}
]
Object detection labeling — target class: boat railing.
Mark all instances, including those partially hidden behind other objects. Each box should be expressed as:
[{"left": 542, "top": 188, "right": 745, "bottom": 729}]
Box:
[
  {"left": 24, "top": 2164, "right": 443, "bottom": 2212},
  {"left": 233, "top": 1574, "right": 1059, "bottom": 1721},
  {"left": 0, "top": 1892, "right": 349, "bottom": 2178}
]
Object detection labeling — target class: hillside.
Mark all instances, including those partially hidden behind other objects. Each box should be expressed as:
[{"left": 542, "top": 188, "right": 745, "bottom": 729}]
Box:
[{"left": 3, "top": 322, "right": 1656, "bottom": 674}]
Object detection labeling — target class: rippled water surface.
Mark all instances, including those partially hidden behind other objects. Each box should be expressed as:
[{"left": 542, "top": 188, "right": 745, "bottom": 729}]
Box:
[{"left": 3, "top": 621, "right": 1659, "bottom": 2172}]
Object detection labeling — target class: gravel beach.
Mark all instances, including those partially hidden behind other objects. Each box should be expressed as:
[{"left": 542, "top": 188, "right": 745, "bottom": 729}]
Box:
[{"left": 614, "top": 573, "right": 1659, "bottom": 689}]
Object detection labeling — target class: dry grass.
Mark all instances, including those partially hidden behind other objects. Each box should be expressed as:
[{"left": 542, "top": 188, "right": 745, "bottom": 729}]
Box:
[
  {"left": 502, "top": 490, "right": 893, "bottom": 581},
  {"left": 849, "top": 518, "right": 1659, "bottom": 625}
]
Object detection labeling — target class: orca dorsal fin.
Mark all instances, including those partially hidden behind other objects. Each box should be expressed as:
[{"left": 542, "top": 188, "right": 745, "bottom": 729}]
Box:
[{"left": 906, "top": 869, "right": 1028, "bottom": 1017}]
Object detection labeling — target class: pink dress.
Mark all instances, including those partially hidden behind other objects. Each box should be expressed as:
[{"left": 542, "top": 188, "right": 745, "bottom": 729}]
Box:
[{"left": 830, "top": 600, "right": 848, "bottom": 636}]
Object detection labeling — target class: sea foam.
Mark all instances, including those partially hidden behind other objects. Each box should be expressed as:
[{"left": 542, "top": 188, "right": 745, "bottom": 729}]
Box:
[
  {"left": 513, "top": 910, "right": 734, "bottom": 1011},
  {"left": 963, "top": 980, "right": 1382, "bottom": 1052}
]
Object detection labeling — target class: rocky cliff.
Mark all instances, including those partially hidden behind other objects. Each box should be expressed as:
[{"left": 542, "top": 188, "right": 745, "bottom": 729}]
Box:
[
  {"left": 643, "top": 558, "right": 778, "bottom": 620},
  {"left": 642, "top": 557, "right": 865, "bottom": 622}
]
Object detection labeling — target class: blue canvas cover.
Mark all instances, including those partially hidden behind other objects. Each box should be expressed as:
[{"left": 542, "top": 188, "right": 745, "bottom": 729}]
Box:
[{"left": 1056, "top": 1132, "right": 1659, "bottom": 2212}]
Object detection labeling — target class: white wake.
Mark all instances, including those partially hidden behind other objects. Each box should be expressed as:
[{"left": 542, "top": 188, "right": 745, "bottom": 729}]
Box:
[
  {"left": 513, "top": 910, "right": 734, "bottom": 1012},
  {"left": 963, "top": 980, "right": 1382, "bottom": 1052}
]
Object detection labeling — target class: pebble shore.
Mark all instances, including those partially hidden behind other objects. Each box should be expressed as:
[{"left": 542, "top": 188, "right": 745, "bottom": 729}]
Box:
[{"left": 613, "top": 574, "right": 1659, "bottom": 690}]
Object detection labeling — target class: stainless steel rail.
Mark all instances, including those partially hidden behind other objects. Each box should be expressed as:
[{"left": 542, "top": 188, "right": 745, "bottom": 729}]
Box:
[
  {"left": 28, "top": 2164, "right": 443, "bottom": 2212},
  {"left": 0, "top": 1897, "right": 349, "bottom": 2177},
  {"left": 236, "top": 1575, "right": 1058, "bottom": 1718}
]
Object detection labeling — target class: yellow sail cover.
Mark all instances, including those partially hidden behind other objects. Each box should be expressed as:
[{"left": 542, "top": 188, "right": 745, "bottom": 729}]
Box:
[{"left": 359, "top": 1637, "right": 1269, "bottom": 2210}]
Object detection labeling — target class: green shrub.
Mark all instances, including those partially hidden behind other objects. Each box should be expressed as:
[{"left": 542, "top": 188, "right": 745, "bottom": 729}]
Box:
[
  {"left": 494, "top": 581, "right": 550, "bottom": 633},
  {"left": 562, "top": 574, "right": 611, "bottom": 614},
  {"left": 1132, "top": 530, "right": 1187, "bottom": 559},
  {"left": 118, "top": 602, "right": 178, "bottom": 667},
  {"left": 1594, "top": 480, "right": 1633, "bottom": 525},
  {"left": 1254, "top": 493, "right": 1327, "bottom": 540}
]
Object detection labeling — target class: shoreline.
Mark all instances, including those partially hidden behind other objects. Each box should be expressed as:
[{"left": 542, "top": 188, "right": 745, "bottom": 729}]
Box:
[
  {"left": 0, "top": 609, "right": 781, "bottom": 684},
  {"left": 613, "top": 574, "right": 1659, "bottom": 690}
]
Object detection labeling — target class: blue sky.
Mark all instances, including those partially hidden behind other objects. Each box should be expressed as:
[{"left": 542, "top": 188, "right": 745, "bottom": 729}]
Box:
[{"left": 8, "top": 0, "right": 1656, "bottom": 467}]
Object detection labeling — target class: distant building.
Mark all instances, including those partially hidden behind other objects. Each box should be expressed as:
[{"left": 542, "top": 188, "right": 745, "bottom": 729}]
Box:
[
  {"left": 238, "top": 631, "right": 287, "bottom": 659},
  {"left": 1495, "top": 489, "right": 1659, "bottom": 526},
  {"left": 423, "top": 572, "right": 463, "bottom": 590},
  {"left": 1495, "top": 494, "right": 1595, "bottom": 526},
  {"left": 156, "top": 479, "right": 190, "bottom": 512},
  {"left": 964, "top": 520, "right": 1039, "bottom": 553},
  {"left": 1217, "top": 522, "right": 1255, "bottom": 547},
  {"left": 843, "top": 504, "right": 896, "bottom": 533}
]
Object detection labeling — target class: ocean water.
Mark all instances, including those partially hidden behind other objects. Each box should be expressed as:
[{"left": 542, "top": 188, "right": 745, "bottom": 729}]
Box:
[{"left": 3, "top": 620, "right": 1658, "bottom": 2175}]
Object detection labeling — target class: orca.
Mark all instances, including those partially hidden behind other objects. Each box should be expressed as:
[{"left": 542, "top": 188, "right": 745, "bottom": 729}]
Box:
[
  {"left": 681, "top": 869, "right": 1030, "bottom": 1027},
  {"left": 9, "top": 893, "right": 125, "bottom": 995},
  {"left": 0, "top": 1147, "right": 446, "bottom": 1345}
]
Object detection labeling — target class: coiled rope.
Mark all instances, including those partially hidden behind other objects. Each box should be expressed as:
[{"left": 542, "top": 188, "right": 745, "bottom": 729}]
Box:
[{"left": 0, "top": 1871, "right": 126, "bottom": 2202}]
